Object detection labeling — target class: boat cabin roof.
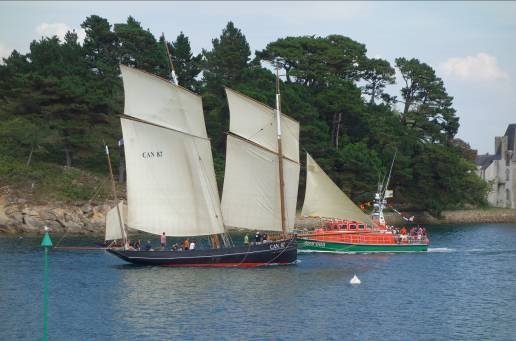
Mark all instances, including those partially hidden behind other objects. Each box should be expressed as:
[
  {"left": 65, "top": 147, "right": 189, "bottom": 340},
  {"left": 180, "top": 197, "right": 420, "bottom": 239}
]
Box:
[{"left": 323, "top": 220, "right": 369, "bottom": 231}]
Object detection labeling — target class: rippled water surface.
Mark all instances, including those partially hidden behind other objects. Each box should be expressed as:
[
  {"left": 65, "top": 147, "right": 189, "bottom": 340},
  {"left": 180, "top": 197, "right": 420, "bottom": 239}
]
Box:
[{"left": 1, "top": 224, "right": 516, "bottom": 340}]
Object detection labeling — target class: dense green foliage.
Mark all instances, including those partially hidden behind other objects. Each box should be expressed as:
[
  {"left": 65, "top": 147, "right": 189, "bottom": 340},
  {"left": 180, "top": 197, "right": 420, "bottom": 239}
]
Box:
[{"left": 0, "top": 16, "right": 488, "bottom": 212}]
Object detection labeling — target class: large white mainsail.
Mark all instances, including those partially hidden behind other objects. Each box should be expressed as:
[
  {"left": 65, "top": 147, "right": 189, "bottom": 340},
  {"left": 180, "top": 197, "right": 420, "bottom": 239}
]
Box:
[
  {"left": 120, "top": 65, "right": 224, "bottom": 237},
  {"left": 301, "top": 153, "right": 373, "bottom": 225},
  {"left": 221, "top": 88, "right": 300, "bottom": 232}
]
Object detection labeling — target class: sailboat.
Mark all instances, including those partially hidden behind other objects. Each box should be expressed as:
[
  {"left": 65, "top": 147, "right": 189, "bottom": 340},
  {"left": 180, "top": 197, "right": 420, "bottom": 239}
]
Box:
[
  {"left": 106, "top": 65, "right": 298, "bottom": 266},
  {"left": 297, "top": 154, "right": 429, "bottom": 253}
]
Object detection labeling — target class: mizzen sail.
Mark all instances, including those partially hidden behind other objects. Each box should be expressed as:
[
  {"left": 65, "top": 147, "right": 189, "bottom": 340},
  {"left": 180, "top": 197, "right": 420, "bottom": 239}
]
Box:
[
  {"left": 221, "top": 88, "right": 300, "bottom": 232},
  {"left": 301, "top": 153, "right": 373, "bottom": 225}
]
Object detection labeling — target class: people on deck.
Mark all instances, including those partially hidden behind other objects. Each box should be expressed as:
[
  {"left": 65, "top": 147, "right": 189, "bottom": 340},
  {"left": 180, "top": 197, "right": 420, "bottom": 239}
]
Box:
[
  {"left": 189, "top": 240, "right": 196, "bottom": 250},
  {"left": 172, "top": 243, "right": 178, "bottom": 251},
  {"left": 255, "top": 231, "right": 261, "bottom": 245},
  {"left": 244, "top": 233, "right": 249, "bottom": 245},
  {"left": 183, "top": 238, "right": 190, "bottom": 250},
  {"left": 262, "top": 233, "right": 268, "bottom": 243},
  {"left": 160, "top": 232, "right": 166, "bottom": 249},
  {"left": 134, "top": 240, "right": 141, "bottom": 250},
  {"left": 144, "top": 240, "right": 152, "bottom": 251}
]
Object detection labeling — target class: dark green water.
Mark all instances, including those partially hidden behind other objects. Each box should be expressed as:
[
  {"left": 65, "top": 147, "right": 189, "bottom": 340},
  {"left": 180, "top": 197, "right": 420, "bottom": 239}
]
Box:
[{"left": 1, "top": 224, "right": 515, "bottom": 340}]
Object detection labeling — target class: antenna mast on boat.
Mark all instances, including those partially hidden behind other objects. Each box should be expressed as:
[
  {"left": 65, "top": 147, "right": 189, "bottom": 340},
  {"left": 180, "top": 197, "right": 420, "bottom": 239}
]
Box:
[
  {"left": 162, "top": 33, "right": 178, "bottom": 85},
  {"left": 105, "top": 144, "right": 128, "bottom": 249},
  {"left": 275, "top": 67, "right": 287, "bottom": 234},
  {"left": 382, "top": 150, "right": 397, "bottom": 200}
]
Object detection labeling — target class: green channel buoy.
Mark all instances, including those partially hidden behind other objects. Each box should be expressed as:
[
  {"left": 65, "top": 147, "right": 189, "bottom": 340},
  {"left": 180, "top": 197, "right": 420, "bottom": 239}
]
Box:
[{"left": 41, "top": 227, "right": 53, "bottom": 341}]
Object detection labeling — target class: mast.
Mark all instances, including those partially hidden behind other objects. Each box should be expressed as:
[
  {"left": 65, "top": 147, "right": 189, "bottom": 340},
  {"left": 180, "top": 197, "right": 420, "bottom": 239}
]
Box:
[
  {"left": 275, "top": 68, "right": 287, "bottom": 234},
  {"left": 162, "top": 33, "right": 178, "bottom": 85},
  {"left": 221, "top": 87, "right": 300, "bottom": 233},
  {"left": 105, "top": 144, "right": 128, "bottom": 249}
]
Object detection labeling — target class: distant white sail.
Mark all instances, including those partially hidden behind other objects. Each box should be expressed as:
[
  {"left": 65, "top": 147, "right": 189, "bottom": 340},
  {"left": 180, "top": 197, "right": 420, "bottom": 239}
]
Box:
[
  {"left": 221, "top": 135, "right": 299, "bottom": 231},
  {"left": 301, "top": 153, "right": 373, "bottom": 225},
  {"left": 105, "top": 201, "right": 127, "bottom": 241},
  {"left": 122, "top": 118, "right": 224, "bottom": 237},
  {"left": 120, "top": 65, "right": 224, "bottom": 237},
  {"left": 120, "top": 64, "right": 208, "bottom": 138},
  {"left": 221, "top": 88, "right": 300, "bottom": 232}
]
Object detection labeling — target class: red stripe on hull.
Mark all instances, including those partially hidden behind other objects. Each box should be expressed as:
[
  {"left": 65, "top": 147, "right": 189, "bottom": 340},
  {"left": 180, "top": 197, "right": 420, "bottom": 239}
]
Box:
[{"left": 162, "top": 262, "right": 292, "bottom": 267}]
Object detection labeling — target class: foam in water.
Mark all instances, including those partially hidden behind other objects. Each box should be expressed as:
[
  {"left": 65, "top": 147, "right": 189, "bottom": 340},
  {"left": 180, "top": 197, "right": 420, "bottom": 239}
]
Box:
[{"left": 427, "top": 247, "right": 455, "bottom": 253}]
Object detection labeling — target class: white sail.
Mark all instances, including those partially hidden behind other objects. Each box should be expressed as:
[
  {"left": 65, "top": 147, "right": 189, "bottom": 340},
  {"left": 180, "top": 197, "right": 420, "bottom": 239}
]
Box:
[
  {"left": 225, "top": 88, "right": 299, "bottom": 162},
  {"left": 302, "top": 153, "right": 373, "bottom": 225},
  {"left": 120, "top": 64, "right": 207, "bottom": 138},
  {"left": 105, "top": 201, "right": 127, "bottom": 241},
  {"left": 221, "top": 87, "right": 300, "bottom": 232},
  {"left": 121, "top": 118, "right": 224, "bottom": 237},
  {"left": 221, "top": 135, "right": 299, "bottom": 231}
]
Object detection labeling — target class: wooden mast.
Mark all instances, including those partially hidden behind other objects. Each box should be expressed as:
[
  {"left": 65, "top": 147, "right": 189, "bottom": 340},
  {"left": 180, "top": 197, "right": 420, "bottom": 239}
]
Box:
[
  {"left": 105, "top": 144, "right": 128, "bottom": 249},
  {"left": 161, "top": 33, "right": 178, "bottom": 86},
  {"left": 275, "top": 68, "right": 287, "bottom": 235}
]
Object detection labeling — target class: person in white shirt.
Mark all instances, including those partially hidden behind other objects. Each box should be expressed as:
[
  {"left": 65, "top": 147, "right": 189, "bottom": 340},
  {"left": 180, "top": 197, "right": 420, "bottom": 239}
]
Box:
[{"left": 189, "top": 240, "right": 196, "bottom": 250}]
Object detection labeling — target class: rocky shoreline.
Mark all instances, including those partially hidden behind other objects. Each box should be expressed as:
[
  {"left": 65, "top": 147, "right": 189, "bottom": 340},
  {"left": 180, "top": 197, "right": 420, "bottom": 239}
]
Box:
[{"left": 1, "top": 194, "right": 515, "bottom": 235}]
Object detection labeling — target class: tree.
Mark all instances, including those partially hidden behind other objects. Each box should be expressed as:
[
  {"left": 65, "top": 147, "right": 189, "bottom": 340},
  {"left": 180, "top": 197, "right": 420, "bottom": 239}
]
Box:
[
  {"left": 114, "top": 16, "right": 168, "bottom": 77},
  {"left": 257, "top": 35, "right": 367, "bottom": 87},
  {"left": 81, "top": 15, "right": 120, "bottom": 94},
  {"left": 163, "top": 32, "right": 202, "bottom": 91},
  {"left": 314, "top": 79, "right": 364, "bottom": 149},
  {"left": 395, "top": 57, "right": 459, "bottom": 143},
  {"left": 361, "top": 58, "right": 395, "bottom": 104},
  {"left": 202, "top": 21, "right": 251, "bottom": 88}
]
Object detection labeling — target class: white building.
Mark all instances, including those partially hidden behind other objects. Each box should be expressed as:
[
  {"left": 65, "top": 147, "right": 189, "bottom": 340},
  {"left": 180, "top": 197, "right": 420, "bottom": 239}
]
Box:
[{"left": 476, "top": 124, "right": 516, "bottom": 208}]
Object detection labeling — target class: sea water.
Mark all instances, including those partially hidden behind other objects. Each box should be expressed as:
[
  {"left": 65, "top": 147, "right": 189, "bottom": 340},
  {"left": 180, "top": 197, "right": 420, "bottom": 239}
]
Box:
[{"left": 1, "top": 223, "right": 515, "bottom": 340}]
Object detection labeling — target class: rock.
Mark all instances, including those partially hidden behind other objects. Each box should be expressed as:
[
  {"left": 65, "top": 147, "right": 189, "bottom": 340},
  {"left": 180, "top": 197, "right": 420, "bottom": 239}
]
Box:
[
  {"left": 38, "top": 209, "right": 57, "bottom": 221},
  {"left": 22, "top": 215, "right": 45, "bottom": 231},
  {"left": 63, "top": 221, "right": 83, "bottom": 233}
]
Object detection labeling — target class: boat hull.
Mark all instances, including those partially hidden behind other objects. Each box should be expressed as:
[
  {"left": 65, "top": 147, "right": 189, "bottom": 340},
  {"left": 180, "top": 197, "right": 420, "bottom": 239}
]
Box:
[
  {"left": 297, "top": 237, "right": 427, "bottom": 253},
  {"left": 107, "top": 239, "right": 297, "bottom": 267}
]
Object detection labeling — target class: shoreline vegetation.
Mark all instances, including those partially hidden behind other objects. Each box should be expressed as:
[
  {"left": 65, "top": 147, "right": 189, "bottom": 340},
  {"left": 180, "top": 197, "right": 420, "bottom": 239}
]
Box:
[
  {"left": 1, "top": 192, "right": 514, "bottom": 235},
  {"left": 1, "top": 16, "right": 490, "bottom": 229}
]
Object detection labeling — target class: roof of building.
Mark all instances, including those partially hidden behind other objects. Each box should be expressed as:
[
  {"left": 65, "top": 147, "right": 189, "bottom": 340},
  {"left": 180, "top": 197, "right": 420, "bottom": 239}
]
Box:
[
  {"left": 475, "top": 153, "right": 497, "bottom": 169},
  {"left": 504, "top": 124, "right": 516, "bottom": 152}
]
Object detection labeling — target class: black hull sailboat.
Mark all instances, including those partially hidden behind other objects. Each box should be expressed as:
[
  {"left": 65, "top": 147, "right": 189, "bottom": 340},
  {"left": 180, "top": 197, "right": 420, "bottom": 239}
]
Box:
[
  {"left": 105, "top": 65, "right": 301, "bottom": 269},
  {"left": 107, "top": 238, "right": 297, "bottom": 267}
]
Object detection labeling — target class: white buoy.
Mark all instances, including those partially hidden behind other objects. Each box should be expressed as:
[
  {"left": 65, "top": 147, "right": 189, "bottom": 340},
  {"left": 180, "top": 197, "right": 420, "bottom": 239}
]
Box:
[{"left": 350, "top": 274, "right": 361, "bottom": 285}]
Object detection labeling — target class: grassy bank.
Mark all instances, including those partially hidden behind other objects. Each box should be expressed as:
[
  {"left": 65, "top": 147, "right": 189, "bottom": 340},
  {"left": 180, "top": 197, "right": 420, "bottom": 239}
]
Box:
[{"left": 0, "top": 155, "right": 114, "bottom": 203}]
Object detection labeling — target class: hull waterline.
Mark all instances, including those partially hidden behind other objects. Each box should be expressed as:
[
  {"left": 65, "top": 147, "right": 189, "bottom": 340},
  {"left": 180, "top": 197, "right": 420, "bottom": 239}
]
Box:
[
  {"left": 297, "top": 237, "right": 427, "bottom": 253},
  {"left": 107, "top": 239, "right": 297, "bottom": 267}
]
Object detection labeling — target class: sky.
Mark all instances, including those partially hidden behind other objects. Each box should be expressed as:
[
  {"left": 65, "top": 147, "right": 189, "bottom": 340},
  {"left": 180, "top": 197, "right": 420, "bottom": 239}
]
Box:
[{"left": 1, "top": 1, "right": 515, "bottom": 154}]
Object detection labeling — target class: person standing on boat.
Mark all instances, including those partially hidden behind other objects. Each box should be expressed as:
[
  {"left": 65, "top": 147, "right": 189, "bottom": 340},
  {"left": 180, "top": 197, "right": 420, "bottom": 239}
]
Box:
[
  {"left": 144, "top": 240, "right": 152, "bottom": 251},
  {"left": 189, "top": 240, "right": 196, "bottom": 250},
  {"left": 183, "top": 238, "right": 190, "bottom": 250},
  {"left": 160, "top": 232, "right": 166, "bottom": 250},
  {"left": 244, "top": 233, "right": 249, "bottom": 245}
]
